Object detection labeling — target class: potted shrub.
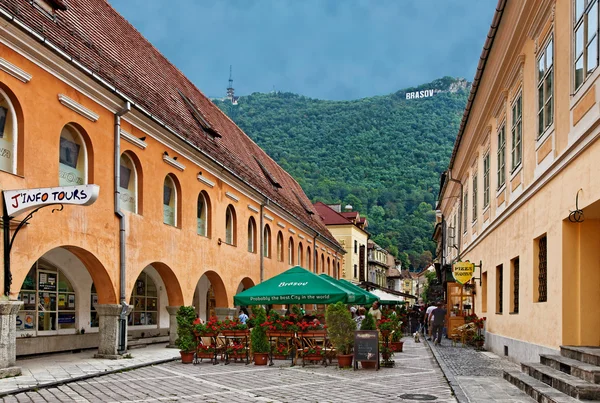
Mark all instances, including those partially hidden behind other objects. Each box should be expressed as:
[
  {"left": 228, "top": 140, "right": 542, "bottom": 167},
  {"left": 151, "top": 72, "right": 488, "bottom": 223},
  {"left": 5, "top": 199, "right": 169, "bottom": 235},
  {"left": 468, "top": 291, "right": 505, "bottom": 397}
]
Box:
[
  {"left": 175, "top": 306, "right": 197, "bottom": 364},
  {"left": 250, "top": 306, "right": 270, "bottom": 365},
  {"left": 325, "top": 301, "right": 356, "bottom": 368},
  {"left": 360, "top": 312, "right": 377, "bottom": 369}
]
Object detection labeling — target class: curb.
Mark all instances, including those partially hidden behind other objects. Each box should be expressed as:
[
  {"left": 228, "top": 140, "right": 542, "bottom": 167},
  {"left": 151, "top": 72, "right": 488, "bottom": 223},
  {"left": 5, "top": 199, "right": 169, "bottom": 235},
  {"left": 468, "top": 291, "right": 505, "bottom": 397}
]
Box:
[
  {"left": 425, "top": 338, "right": 469, "bottom": 403},
  {"left": 0, "top": 356, "right": 179, "bottom": 397}
]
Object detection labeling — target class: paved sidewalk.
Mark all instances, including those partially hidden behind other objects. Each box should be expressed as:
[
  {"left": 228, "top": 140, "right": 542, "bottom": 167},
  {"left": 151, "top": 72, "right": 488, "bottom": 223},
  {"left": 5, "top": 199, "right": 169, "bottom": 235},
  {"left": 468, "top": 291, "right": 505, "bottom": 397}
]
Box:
[
  {"left": 426, "top": 337, "right": 535, "bottom": 403},
  {"left": 1, "top": 338, "right": 457, "bottom": 402},
  {"left": 0, "top": 344, "right": 179, "bottom": 396}
]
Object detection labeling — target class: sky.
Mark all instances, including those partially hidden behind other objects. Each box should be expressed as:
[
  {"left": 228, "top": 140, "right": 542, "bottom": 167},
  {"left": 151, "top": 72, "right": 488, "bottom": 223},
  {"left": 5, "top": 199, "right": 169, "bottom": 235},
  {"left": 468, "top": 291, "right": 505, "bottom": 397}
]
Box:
[{"left": 108, "top": 0, "right": 497, "bottom": 101}]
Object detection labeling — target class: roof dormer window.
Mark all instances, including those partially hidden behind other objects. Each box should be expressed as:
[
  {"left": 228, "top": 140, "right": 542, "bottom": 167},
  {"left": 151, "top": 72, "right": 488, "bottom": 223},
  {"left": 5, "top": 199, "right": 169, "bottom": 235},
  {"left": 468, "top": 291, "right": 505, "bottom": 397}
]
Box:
[{"left": 32, "top": 0, "right": 67, "bottom": 17}]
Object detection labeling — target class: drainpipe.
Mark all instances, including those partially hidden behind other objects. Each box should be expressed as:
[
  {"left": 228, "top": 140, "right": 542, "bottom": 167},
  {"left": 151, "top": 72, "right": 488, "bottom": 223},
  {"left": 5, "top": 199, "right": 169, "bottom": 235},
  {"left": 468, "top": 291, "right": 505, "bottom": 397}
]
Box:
[
  {"left": 114, "top": 102, "right": 131, "bottom": 354},
  {"left": 447, "top": 170, "right": 463, "bottom": 260}
]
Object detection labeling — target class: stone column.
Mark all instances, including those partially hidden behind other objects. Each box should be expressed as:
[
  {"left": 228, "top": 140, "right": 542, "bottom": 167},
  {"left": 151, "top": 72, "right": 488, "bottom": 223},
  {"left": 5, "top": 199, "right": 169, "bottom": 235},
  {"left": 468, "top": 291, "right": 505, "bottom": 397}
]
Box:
[
  {"left": 0, "top": 301, "right": 23, "bottom": 378},
  {"left": 166, "top": 306, "right": 180, "bottom": 348},
  {"left": 215, "top": 307, "right": 237, "bottom": 321},
  {"left": 94, "top": 304, "right": 132, "bottom": 359}
]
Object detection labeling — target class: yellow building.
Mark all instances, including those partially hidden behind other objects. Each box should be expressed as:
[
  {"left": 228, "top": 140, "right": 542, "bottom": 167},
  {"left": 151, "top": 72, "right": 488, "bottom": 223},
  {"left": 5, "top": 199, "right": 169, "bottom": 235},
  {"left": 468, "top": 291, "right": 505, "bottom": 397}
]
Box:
[
  {"left": 314, "top": 203, "right": 368, "bottom": 283},
  {"left": 0, "top": 0, "right": 343, "bottom": 373},
  {"left": 367, "top": 240, "right": 389, "bottom": 287},
  {"left": 436, "top": 0, "right": 600, "bottom": 363}
]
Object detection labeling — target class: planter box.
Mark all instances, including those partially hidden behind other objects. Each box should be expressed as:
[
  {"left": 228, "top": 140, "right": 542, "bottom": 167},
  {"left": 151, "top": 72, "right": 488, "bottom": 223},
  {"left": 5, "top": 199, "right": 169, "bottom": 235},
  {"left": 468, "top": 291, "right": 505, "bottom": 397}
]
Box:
[
  {"left": 298, "top": 330, "right": 327, "bottom": 337},
  {"left": 267, "top": 331, "right": 295, "bottom": 338},
  {"left": 222, "top": 330, "right": 249, "bottom": 337}
]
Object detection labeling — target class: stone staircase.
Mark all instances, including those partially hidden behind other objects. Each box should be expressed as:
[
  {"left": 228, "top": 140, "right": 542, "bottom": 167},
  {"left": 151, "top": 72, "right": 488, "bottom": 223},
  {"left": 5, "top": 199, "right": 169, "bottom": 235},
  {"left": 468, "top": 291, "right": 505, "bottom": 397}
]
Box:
[{"left": 504, "top": 346, "right": 600, "bottom": 402}]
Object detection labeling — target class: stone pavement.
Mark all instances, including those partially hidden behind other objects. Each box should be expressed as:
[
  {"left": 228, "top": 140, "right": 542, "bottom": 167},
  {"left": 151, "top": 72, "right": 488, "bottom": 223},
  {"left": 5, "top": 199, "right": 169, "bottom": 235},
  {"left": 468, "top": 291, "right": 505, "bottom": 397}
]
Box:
[
  {"left": 0, "top": 338, "right": 457, "bottom": 402},
  {"left": 0, "top": 344, "right": 180, "bottom": 396},
  {"left": 426, "top": 337, "right": 536, "bottom": 403}
]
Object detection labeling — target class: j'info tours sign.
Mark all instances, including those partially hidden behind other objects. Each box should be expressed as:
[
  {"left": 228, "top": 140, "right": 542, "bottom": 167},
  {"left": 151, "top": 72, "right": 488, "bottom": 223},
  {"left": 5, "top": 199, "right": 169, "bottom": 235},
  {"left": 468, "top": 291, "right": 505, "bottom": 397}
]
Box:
[
  {"left": 452, "top": 261, "right": 475, "bottom": 285},
  {"left": 3, "top": 184, "right": 99, "bottom": 217},
  {"left": 2, "top": 184, "right": 100, "bottom": 295}
]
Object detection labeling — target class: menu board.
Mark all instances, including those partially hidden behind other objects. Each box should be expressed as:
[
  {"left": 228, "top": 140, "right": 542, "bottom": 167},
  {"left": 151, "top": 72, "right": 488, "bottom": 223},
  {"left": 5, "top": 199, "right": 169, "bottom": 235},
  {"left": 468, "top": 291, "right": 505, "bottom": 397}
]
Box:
[{"left": 353, "top": 330, "right": 379, "bottom": 370}]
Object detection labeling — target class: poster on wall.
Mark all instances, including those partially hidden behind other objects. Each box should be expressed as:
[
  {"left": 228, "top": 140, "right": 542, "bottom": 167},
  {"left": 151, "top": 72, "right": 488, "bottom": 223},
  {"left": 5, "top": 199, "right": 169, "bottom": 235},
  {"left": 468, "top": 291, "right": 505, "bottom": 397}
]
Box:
[
  {"left": 68, "top": 294, "right": 75, "bottom": 308},
  {"left": 58, "top": 313, "right": 75, "bottom": 324},
  {"left": 39, "top": 273, "right": 57, "bottom": 292},
  {"left": 58, "top": 294, "right": 65, "bottom": 308}
]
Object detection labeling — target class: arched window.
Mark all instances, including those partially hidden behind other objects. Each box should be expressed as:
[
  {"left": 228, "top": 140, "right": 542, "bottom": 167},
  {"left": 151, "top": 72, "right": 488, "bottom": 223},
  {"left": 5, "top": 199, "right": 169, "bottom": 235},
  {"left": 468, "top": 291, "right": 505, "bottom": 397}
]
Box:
[
  {"left": 321, "top": 255, "right": 325, "bottom": 273},
  {"left": 163, "top": 175, "right": 177, "bottom": 226},
  {"left": 337, "top": 262, "right": 341, "bottom": 279},
  {"left": 327, "top": 257, "right": 331, "bottom": 275},
  {"left": 129, "top": 271, "right": 158, "bottom": 326},
  {"left": 197, "top": 192, "right": 210, "bottom": 237},
  {"left": 225, "top": 205, "right": 236, "bottom": 245},
  {"left": 307, "top": 247, "right": 312, "bottom": 271},
  {"left": 59, "top": 125, "right": 87, "bottom": 186},
  {"left": 119, "top": 153, "right": 138, "bottom": 214},
  {"left": 90, "top": 283, "right": 98, "bottom": 328},
  {"left": 298, "top": 242, "right": 303, "bottom": 267},
  {"left": 0, "top": 88, "right": 17, "bottom": 174},
  {"left": 263, "top": 224, "right": 271, "bottom": 258},
  {"left": 288, "top": 237, "right": 294, "bottom": 265},
  {"left": 17, "top": 260, "right": 77, "bottom": 334},
  {"left": 277, "top": 231, "right": 284, "bottom": 262},
  {"left": 248, "top": 217, "right": 257, "bottom": 253}
]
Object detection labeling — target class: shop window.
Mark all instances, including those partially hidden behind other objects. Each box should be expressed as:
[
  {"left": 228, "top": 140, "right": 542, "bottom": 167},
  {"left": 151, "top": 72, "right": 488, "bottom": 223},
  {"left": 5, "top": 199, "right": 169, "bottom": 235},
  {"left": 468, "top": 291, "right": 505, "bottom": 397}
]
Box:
[
  {"left": 225, "top": 204, "right": 236, "bottom": 245},
  {"left": 163, "top": 175, "right": 177, "bottom": 226},
  {"left": 537, "top": 36, "right": 554, "bottom": 137},
  {"left": 90, "top": 283, "right": 98, "bottom": 328},
  {"left": 276, "top": 231, "right": 283, "bottom": 261},
  {"left": 119, "top": 153, "right": 138, "bottom": 214},
  {"left": 17, "top": 260, "right": 77, "bottom": 334},
  {"left": 510, "top": 257, "right": 520, "bottom": 313},
  {"left": 197, "top": 192, "right": 210, "bottom": 237},
  {"left": 496, "top": 264, "right": 503, "bottom": 314},
  {"left": 298, "top": 242, "right": 303, "bottom": 267},
  {"left": 129, "top": 272, "right": 158, "bottom": 326},
  {"left": 263, "top": 225, "right": 272, "bottom": 258},
  {"left": 288, "top": 237, "right": 294, "bottom": 265},
  {"left": 59, "top": 125, "right": 87, "bottom": 186},
  {"left": 247, "top": 217, "right": 256, "bottom": 253},
  {"left": 0, "top": 88, "right": 17, "bottom": 174}
]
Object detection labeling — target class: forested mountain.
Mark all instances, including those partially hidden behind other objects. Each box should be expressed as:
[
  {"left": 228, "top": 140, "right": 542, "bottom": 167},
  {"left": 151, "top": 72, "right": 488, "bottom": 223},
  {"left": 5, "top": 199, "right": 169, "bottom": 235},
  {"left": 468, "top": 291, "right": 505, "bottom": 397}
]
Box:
[{"left": 214, "top": 77, "right": 469, "bottom": 270}]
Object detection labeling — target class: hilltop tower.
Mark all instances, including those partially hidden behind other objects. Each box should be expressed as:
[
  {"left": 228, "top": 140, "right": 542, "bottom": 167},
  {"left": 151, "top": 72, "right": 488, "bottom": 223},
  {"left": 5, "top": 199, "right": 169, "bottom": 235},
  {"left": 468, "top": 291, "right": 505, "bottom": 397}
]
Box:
[{"left": 226, "top": 65, "right": 238, "bottom": 105}]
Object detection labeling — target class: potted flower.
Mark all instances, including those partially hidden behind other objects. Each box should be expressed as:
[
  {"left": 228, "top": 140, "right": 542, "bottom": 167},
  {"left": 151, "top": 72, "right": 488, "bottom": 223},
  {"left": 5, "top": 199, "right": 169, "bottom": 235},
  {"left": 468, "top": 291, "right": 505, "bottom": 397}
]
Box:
[
  {"left": 197, "top": 343, "right": 216, "bottom": 360},
  {"left": 271, "top": 342, "right": 291, "bottom": 360},
  {"left": 251, "top": 306, "right": 270, "bottom": 365},
  {"left": 226, "top": 343, "right": 248, "bottom": 361},
  {"left": 360, "top": 312, "right": 377, "bottom": 369},
  {"left": 175, "top": 306, "right": 197, "bottom": 364},
  {"left": 471, "top": 334, "right": 485, "bottom": 350},
  {"left": 221, "top": 319, "right": 249, "bottom": 336},
  {"left": 325, "top": 301, "right": 356, "bottom": 368},
  {"left": 380, "top": 344, "right": 394, "bottom": 361},
  {"left": 300, "top": 345, "right": 325, "bottom": 365}
]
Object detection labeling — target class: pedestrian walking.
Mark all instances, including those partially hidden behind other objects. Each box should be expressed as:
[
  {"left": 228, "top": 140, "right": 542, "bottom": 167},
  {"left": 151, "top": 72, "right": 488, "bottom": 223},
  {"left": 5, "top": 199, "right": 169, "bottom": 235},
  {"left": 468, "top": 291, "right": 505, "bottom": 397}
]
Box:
[
  {"left": 430, "top": 302, "right": 447, "bottom": 345},
  {"left": 425, "top": 303, "right": 436, "bottom": 340}
]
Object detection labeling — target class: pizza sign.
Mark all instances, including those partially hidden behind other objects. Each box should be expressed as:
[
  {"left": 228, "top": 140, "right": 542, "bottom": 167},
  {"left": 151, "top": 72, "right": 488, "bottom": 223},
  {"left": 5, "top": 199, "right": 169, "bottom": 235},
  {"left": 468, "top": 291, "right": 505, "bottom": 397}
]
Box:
[{"left": 452, "top": 261, "right": 475, "bottom": 285}]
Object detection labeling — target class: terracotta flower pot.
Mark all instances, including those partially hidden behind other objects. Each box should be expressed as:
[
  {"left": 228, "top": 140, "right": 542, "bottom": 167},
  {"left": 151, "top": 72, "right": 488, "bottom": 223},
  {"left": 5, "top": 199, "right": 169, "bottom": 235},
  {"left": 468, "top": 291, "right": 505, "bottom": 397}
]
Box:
[
  {"left": 180, "top": 351, "right": 194, "bottom": 364},
  {"left": 361, "top": 361, "right": 377, "bottom": 369},
  {"left": 253, "top": 352, "right": 269, "bottom": 365},
  {"left": 390, "top": 341, "right": 404, "bottom": 352},
  {"left": 337, "top": 354, "right": 353, "bottom": 368}
]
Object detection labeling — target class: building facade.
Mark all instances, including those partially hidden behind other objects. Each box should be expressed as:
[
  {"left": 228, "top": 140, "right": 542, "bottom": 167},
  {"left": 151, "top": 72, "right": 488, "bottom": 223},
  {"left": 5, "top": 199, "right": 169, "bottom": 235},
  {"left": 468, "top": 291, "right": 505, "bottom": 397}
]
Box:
[
  {"left": 367, "top": 240, "right": 389, "bottom": 287},
  {"left": 313, "top": 203, "right": 368, "bottom": 283},
  {"left": 0, "top": 0, "right": 343, "bottom": 367},
  {"left": 435, "top": 0, "right": 600, "bottom": 363}
]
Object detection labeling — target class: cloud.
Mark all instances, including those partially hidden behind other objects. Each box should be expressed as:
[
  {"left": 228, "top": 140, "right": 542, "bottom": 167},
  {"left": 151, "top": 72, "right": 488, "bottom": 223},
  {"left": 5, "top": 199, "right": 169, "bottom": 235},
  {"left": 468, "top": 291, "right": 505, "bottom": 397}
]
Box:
[{"left": 108, "top": 0, "right": 497, "bottom": 100}]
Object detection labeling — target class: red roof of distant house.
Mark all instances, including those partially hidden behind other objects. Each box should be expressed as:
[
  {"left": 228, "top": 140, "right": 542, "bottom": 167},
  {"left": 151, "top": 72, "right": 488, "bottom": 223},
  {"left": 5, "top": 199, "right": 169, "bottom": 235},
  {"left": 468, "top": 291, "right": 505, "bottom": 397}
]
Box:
[
  {"left": 0, "top": 0, "right": 339, "bottom": 248},
  {"left": 314, "top": 202, "right": 354, "bottom": 226}
]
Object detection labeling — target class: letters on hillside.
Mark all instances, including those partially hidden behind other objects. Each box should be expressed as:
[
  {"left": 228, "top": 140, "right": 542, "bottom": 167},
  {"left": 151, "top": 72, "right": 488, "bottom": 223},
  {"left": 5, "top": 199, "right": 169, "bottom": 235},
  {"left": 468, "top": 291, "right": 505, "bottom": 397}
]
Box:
[
  {"left": 3, "top": 185, "right": 99, "bottom": 217},
  {"left": 452, "top": 261, "right": 475, "bottom": 285},
  {"left": 405, "top": 89, "right": 436, "bottom": 99}
]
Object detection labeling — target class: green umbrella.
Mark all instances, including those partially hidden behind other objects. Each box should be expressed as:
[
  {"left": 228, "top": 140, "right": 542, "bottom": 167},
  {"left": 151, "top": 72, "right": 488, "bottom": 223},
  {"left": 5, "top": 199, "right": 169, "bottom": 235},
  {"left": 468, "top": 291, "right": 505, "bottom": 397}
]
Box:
[
  {"left": 338, "top": 279, "right": 379, "bottom": 305},
  {"left": 233, "top": 266, "right": 354, "bottom": 306},
  {"left": 319, "top": 274, "right": 367, "bottom": 304}
]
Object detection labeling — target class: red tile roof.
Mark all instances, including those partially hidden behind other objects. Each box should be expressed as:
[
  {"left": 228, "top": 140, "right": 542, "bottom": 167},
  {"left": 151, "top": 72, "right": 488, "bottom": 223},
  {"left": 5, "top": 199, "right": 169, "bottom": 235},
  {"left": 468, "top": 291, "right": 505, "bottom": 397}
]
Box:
[
  {"left": 0, "top": 0, "right": 339, "bottom": 248},
  {"left": 314, "top": 202, "right": 354, "bottom": 226}
]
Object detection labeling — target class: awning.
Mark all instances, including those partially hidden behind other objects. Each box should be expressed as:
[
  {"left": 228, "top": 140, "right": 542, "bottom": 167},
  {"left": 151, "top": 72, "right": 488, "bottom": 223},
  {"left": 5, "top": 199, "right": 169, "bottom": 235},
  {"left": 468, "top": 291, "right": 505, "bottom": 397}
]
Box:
[
  {"left": 319, "top": 274, "right": 367, "bottom": 304},
  {"left": 368, "top": 288, "right": 407, "bottom": 305},
  {"left": 233, "top": 266, "right": 354, "bottom": 306},
  {"left": 338, "top": 279, "right": 379, "bottom": 305}
]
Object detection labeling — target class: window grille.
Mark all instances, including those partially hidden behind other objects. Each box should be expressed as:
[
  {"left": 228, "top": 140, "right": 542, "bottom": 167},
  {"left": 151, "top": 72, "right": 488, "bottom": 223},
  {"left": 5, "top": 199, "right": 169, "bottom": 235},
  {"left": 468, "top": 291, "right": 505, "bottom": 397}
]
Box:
[
  {"left": 498, "top": 265, "right": 503, "bottom": 314},
  {"left": 513, "top": 258, "right": 520, "bottom": 313},
  {"left": 538, "top": 236, "right": 547, "bottom": 302}
]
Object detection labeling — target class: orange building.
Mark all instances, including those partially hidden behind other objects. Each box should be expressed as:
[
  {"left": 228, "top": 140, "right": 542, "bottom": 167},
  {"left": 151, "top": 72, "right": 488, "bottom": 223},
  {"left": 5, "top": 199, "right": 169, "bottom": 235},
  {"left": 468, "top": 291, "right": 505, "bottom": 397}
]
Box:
[{"left": 0, "top": 0, "right": 343, "bottom": 372}]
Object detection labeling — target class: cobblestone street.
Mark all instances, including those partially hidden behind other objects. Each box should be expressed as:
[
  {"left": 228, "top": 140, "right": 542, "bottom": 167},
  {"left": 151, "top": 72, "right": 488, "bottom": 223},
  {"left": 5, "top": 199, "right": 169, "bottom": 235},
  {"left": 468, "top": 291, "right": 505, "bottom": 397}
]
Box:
[
  {"left": 1, "top": 339, "right": 456, "bottom": 403},
  {"left": 427, "top": 339, "right": 536, "bottom": 403}
]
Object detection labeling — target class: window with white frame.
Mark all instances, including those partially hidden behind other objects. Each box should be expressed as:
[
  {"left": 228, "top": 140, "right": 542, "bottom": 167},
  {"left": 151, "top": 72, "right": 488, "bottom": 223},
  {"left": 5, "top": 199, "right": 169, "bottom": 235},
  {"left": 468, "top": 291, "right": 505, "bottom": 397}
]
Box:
[
  {"left": 574, "top": 0, "right": 598, "bottom": 90},
  {"left": 298, "top": 242, "right": 303, "bottom": 266},
  {"left": 197, "top": 192, "right": 209, "bottom": 237},
  {"left": 307, "top": 247, "right": 312, "bottom": 271},
  {"left": 59, "top": 125, "right": 87, "bottom": 186},
  {"left": 119, "top": 153, "right": 138, "bottom": 214},
  {"left": 129, "top": 271, "right": 158, "bottom": 326},
  {"left": 247, "top": 217, "right": 256, "bottom": 253},
  {"left": 225, "top": 205, "right": 236, "bottom": 245},
  {"left": 288, "top": 237, "right": 294, "bottom": 265},
  {"left": 163, "top": 175, "right": 177, "bottom": 226},
  {"left": 263, "top": 225, "right": 272, "bottom": 258},
  {"left": 0, "top": 89, "right": 17, "bottom": 174},
  {"left": 537, "top": 36, "right": 554, "bottom": 137},
  {"left": 276, "top": 231, "right": 283, "bottom": 261},
  {"left": 511, "top": 93, "right": 523, "bottom": 171},
  {"left": 472, "top": 173, "right": 478, "bottom": 223},
  {"left": 497, "top": 124, "right": 506, "bottom": 188},
  {"left": 483, "top": 153, "right": 490, "bottom": 208}
]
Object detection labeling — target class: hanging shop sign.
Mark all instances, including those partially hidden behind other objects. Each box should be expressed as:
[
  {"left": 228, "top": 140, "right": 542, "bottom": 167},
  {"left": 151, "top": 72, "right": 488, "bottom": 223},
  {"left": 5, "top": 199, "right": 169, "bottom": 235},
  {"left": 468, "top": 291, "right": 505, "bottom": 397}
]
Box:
[
  {"left": 452, "top": 261, "right": 475, "bottom": 285},
  {"left": 3, "top": 184, "right": 99, "bottom": 217}
]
